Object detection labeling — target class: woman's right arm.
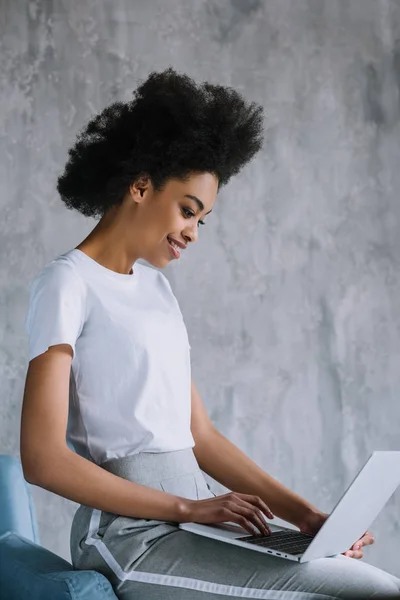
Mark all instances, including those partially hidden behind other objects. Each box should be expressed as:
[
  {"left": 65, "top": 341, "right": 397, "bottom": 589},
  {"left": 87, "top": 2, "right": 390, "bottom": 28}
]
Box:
[
  {"left": 20, "top": 344, "right": 186, "bottom": 522},
  {"left": 20, "top": 344, "right": 272, "bottom": 535}
]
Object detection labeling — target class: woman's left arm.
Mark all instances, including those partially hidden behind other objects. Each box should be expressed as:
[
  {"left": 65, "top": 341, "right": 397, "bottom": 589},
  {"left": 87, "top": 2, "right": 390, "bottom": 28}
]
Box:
[
  {"left": 190, "top": 379, "right": 319, "bottom": 528},
  {"left": 190, "top": 379, "right": 374, "bottom": 558}
]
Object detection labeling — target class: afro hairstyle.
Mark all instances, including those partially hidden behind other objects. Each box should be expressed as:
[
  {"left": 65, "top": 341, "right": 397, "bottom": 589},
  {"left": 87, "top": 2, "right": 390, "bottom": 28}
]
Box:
[{"left": 57, "top": 67, "right": 264, "bottom": 218}]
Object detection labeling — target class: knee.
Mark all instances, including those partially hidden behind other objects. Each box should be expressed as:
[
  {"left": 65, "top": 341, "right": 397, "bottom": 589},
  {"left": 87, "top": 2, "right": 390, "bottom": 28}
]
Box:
[{"left": 303, "top": 556, "right": 400, "bottom": 599}]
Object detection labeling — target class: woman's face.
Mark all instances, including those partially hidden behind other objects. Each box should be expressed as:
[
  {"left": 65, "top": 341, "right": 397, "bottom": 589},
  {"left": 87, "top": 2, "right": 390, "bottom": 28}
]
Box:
[{"left": 130, "top": 171, "right": 219, "bottom": 268}]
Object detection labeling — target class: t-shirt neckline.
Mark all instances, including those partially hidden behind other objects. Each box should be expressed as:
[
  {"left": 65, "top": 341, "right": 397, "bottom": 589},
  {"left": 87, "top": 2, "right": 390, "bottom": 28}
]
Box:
[{"left": 70, "top": 248, "right": 139, "bottom": 283}]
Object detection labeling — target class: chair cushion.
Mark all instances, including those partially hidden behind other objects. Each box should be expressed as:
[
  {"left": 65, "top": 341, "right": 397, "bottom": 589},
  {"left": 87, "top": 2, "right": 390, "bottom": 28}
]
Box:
[
  {"left": 0, "top": 455, "right": 40, "bottom": 542},
  {"left": 0, "top": 531, "right": 117, "bottom": 600}
]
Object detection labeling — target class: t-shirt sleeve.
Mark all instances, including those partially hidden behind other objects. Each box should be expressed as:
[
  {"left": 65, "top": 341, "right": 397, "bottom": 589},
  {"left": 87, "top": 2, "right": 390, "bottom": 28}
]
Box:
[{"left": 24, "top": 262, "right": 87, "bottom": 361}]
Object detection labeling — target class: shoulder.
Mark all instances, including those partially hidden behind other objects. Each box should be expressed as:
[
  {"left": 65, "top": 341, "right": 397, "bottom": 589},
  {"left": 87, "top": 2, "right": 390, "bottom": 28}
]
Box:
[{"left": 28, "top": 254, "right": 87, "bottom": 298}]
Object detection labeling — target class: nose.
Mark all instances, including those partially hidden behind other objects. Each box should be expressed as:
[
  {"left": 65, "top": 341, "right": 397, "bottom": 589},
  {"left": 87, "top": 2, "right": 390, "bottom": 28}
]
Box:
[{"left": 183, "top": 225, "right": 198, "bottom": 245}]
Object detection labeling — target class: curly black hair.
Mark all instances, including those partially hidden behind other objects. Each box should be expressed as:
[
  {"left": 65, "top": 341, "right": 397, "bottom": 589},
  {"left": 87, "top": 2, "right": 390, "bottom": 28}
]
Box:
[{"left": 57, "top": 67, "right": 264, "bottom": 218}]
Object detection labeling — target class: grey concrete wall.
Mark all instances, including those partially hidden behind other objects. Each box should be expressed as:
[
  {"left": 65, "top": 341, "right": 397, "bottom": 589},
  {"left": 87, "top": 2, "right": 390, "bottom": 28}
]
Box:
[{"left": 1, "top": 0, "right": 399, "bottom": 578}]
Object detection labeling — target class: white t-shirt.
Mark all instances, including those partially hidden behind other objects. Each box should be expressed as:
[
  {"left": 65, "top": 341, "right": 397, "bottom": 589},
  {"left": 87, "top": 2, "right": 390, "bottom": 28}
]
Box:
[{"left": 24, "top": 248, "right": 195, "bottom": 464}]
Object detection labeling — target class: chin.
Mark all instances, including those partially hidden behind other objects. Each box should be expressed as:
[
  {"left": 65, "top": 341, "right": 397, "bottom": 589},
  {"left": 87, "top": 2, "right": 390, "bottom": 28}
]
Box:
[{"left": 144, "top": 256, "right": 170, "bottom": 269}]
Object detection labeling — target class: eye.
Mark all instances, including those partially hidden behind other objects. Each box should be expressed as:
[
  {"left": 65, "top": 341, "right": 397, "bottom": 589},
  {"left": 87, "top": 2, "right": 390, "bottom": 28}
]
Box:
[{"left": 182, "top": 207, "right": 206, "bottom": 227}]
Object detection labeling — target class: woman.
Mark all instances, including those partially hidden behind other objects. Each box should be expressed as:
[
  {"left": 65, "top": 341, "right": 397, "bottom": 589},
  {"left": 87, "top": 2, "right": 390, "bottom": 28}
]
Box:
[{"left": 21, "top": 68, "right": 400, "bottom": 599}]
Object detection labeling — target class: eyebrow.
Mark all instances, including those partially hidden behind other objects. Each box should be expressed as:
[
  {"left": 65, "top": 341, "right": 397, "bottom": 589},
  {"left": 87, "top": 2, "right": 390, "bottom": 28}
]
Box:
[{"left": 184, "top": 194, "right": 213, "bottom": 215}]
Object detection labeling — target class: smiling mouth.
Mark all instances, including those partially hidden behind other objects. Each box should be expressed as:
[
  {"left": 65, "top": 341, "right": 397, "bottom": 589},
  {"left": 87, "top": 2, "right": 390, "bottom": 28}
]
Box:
[{"left": 167, "top": 237, "right": 181, "bottom": 259}]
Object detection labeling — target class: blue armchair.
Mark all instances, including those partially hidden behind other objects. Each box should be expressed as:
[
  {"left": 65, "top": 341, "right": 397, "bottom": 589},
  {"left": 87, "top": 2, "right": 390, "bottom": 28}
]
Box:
[{"left": 0, "top": 455, "right": 118, "bottom": 600}]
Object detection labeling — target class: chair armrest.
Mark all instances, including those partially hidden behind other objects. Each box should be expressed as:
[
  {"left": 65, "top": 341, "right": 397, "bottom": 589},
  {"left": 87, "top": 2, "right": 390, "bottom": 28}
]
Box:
[{"left": 0, "top": 531, "right": 117, "bottom": 600}]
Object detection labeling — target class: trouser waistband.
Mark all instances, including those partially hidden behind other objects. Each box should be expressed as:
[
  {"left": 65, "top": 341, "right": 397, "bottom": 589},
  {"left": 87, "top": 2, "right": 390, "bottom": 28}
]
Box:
[{"left": 99, "top": 448, "right": 200, "bottom": 486}]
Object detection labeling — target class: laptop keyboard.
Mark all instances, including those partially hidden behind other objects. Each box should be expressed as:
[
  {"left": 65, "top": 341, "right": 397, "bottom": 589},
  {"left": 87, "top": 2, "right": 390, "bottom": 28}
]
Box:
[{"left": 238, "top": 530, "right": 314, "bottom": 555}]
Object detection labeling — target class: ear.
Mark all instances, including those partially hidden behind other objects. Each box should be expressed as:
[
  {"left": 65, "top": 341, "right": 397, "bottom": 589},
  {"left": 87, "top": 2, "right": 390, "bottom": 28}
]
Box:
[{"left": 129, "top": 174, "right": 152, "bottom": 202}]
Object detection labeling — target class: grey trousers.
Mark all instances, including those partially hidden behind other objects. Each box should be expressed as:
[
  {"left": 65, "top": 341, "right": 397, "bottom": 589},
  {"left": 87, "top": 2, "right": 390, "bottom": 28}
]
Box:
[{"left": 70, "top": 449, "right": 400, "bottom": 599}]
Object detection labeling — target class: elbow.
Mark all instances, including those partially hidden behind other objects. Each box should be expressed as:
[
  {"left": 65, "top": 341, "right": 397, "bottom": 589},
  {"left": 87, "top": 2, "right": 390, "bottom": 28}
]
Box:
[
  {"left": 192, "top": 426, "right": 218, "bottom": 462},
  {"left": 20, "top": 443, "right": 69, "bottom": 487},
  {"left": 22, "top": 468, "right": 40, "bottom": 486},
  {"left": 21, "top": 459, "right": 42, "bottom": 486},
  {"left": 192, "top": 424, "right": 217, "bottom": 447},
  {"left": 20, "top": 449, "right": 47, "bottom": 486}
]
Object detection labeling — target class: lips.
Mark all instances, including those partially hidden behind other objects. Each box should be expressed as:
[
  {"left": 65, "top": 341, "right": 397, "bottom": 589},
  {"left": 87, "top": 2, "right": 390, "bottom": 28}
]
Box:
[
  {"left": 167, "top": 236, "right": 186, "bottom": 250},
  {"left": 167, "top": 238, "right": 181, "bottom": 259}
]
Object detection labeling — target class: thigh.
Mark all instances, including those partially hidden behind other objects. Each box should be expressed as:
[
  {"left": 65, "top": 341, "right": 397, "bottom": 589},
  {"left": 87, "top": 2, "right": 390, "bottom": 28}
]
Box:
[{"left": 113, "top": 530, "right": 400, "bottom": 600}]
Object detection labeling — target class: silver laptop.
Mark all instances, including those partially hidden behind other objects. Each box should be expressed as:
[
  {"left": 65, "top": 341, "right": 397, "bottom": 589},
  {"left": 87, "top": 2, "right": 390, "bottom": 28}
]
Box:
[{"left": 179, "top": 451, "right": 400, "bottom": 563}]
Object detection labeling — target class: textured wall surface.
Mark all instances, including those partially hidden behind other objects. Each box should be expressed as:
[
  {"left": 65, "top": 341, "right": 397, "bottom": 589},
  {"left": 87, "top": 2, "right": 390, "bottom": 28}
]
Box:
[{"left": 1, "top": 0, "right": 399, "bottom": 577}]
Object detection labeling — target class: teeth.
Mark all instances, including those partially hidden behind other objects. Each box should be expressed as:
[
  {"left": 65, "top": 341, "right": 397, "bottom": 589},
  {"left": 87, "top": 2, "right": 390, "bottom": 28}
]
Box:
[{"left": 168, "top": 238, "right": 180, "bottom": 252}]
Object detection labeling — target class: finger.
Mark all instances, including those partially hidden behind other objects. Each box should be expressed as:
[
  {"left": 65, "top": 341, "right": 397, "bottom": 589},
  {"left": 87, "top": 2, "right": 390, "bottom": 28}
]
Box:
[
  {"left": 238, "top": 493, "right": 274, "bottom": 520},
  {"left": 232, "top": 497, "right": 271, "bottom": 535},
  {"left": 229, "top": 502, "right": 271, "bottom": 535},
  {"left": 243, "top": 507, "right": 271, "bottom": 536},
  {"left": 225, "top": 510, "right": 262, "bottom": 536},
  {"left": 234, "top": 493, "right": 273, "bottom": 520},
  {"left": 360, "top": 532, "right": 375, "bottom": 546},
  {"left": 351, "top": 533, "right": 374, "bottom": 551},
  {"left": 344, "top": 549, "right": 364, "bottom": 559}
]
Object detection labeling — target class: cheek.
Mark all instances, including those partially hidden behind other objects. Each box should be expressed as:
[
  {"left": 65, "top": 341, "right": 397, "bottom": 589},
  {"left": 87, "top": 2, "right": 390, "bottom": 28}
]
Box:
[{"left": 168, "top": 212, "right": 185, "bottom": 231}]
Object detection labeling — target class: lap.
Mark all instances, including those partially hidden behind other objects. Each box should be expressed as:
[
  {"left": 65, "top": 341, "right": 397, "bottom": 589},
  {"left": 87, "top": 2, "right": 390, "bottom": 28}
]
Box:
[
  {"left": 71, "top": 492, "right": 400, "bottom": 600},
  {"left": 111, "top": 530, "right": 400, "bottom": 600},
  {"left": 70, "top": 451, "right": 400, "bottom": 599}
]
